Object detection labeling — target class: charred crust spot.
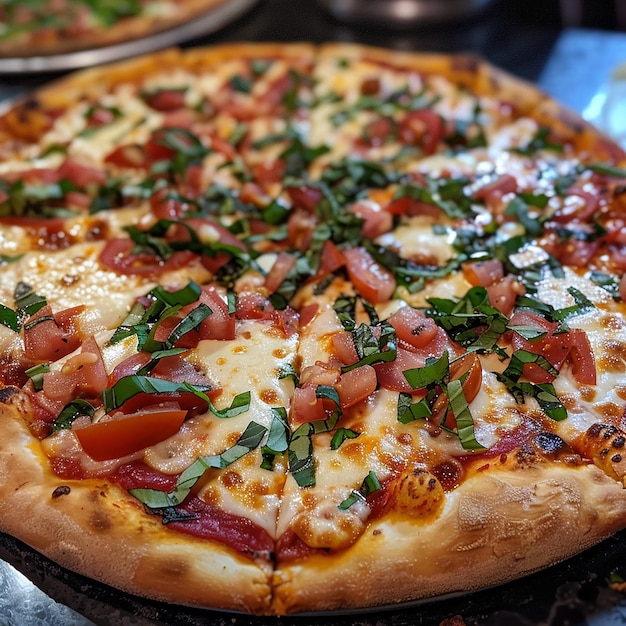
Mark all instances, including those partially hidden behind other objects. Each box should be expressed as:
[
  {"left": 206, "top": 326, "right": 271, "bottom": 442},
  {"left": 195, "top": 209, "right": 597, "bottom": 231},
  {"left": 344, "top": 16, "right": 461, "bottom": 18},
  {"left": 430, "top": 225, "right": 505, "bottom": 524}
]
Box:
[
  {"left": 587, "top": 423, "right": 619, "bottom": 440},
  {"left": 612, "top": 454, "right": 623, "bottom": 463},
  {"left": 51, "top": 485, "right": 71, "bottom": 498},
  {"left": 427, "top": 477, "right": 437, "bottom": 492},
  {"left": 514, "top": 443, "right": 537, "bottom": 465},
  {"left": 613, "top": 436, "right": 625, "bottom": 449},
  {"left": 431, "top": 459, "right": 464, "bottom": 491},
  {"left": 534, "top": 432, "right": 566, "bottom": 455},
  {"left": 0, "top": 387, "right": 19, "bottom": 404}
]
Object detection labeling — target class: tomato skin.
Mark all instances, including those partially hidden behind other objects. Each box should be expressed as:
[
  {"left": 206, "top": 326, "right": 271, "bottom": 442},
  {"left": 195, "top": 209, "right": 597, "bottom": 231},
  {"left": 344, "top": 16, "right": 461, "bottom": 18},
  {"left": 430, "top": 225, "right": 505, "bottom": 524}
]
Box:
[
  {"left": 348, "top": 200, "right": 393, "bottom": 239},
  {"left": 343, "top": 247, "right": 396, "bottom": 304},
  {"left": 23, "top": 305, "right": 81, "bottom": 362},
  {"left": 285, "top": 186, "right": 323, "bottom": 213},
  {"left": 462, "top": 259, "right": 504, "bottom": 287},
  {"left": 98, "top": 238, "right": 197, "bottom": 278},
  {"left": 74, "top": 407, "right": 187, "bottom": 461},
  {"left": 473, "top": 174, "right": 517, "bottom": 207},
  {"left": 291, "top": 386, "right": 326, "bottom": 425},
  {"left": 386, "top": 307, "right": 439, "bottom": 350},
  {"left": 384, "top": 196, "right": 441, "bottom": 218},
  {"left": 58, "top": 158, "right": 106, "bottom": 188},
  {"left": 398, "top": 109, "right": 444, "bottom": 155},
  {"left": 104, "top": 144, "right": 147, "bottom": 169},
  {"left": 568, "top": 329, "right": 596, "bottom": 385},
  {"left": 336, "top": 365, "right": 377, "bottom": 409},
  {"left": 264, "top": 252, "right": 298, "bottom": 295},
  {"left": 144, "top": 89, "right": 187, "bottom": 112}
]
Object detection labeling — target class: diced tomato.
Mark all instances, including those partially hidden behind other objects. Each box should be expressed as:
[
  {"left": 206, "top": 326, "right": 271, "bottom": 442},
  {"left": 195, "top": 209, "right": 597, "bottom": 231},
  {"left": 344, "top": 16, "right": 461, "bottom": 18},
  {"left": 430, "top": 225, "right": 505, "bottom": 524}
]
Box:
[
  {"left": 386, "top": 306, "right": 439, "bottom": 350},
  {"left": 290, "top": 386, "right": 326, "bottom": 425},
  {"left": 553, "top": 188, "right": 599, "bottom": 223},
  {"left": 462, "top": 259, "right": 504, "bottom": 287},
  {"left": 98, "top": 238, "right": 197, "bottom": 278},
  {"left": 162, "top": 108, "right": 196, "bottom": 129},
  {"left": 109, "top": 352, "right": 151, "bottom": 384},
  {"left": 104, "top": 144, "right": 147, "bottom": 169},
  {"left": 547, "top": 236, "right": 600, "bottom": 269},
  {"left": 348, "top": 200, "right": 394, "bottom": 239},
  {"left": 197, "top": 285, "right": 236, "bottom": 341},
  {"left": 336, "top": 365, "right": 377, "bottom": 409},
  {"left": 299, "top": 363, "right": 340, "bottom": 388},
  {"left": 384, "top": 196, "right": 441, "bottom": 219},
  {"left": 374, "top": 325, "right": 453, "bottom": 392},
  {"left": 359, "top": 117, "right": 394, "bottom": 148},
  {"left": 42, "top": 336, "right": 108, "bottom": 404},
  {"left": 144, "top": 89, "right": 187, "bottom": 111},
  {"left": 331, "top": 330, "right": 359, "bottom": 366},
  {"left": 235, "top": 291, "right": 276, "bottom": 320},
  {"left": 74, "top": 406, "right": 187, "bottom": 461},
  {"left": 486, "top": 276, "right": 523, "bottom": 316},
  {"left": 180, "top": 218, "right": 247, "bottom": 275},
  {"left": 58, "top": 158, "right": 106, "bottom": 188},
  {"left": 509, "top": 310, "right": 571, "bottom": 383},
  {"left": 314, "top": 240, "right": 346, "bottom": 279},
  {"left": 285, "top": 185, "right": 323, "bottom": 213},
  {"left": 568, "top": 329, "right": 596, "bottom": 385},
  {"left": 23, "top": 305, "right": 81, "bottom": 362},
  {"left": 251, "top": 160, "right": 286, "bottom": 189},
  {"left": 473, "top": 174, "right": 517, "bottom": 206},
  {"left": 298, "top": 303, "right": 319, "bottom": 328},
  {"left": 343, "top": 247, "right": 396, "bottom": 304},
  {"left": 265, "top": 252, "right": 297, "bottom": 294},
  {"left": 398, "top": 109, "right": 444, "bottom": 155},
  {"left": 150, "top": 187, "right": 188, "bottom": 220},
  {"left": 86, "top": 106, "right": 116, "bottom": 127}
]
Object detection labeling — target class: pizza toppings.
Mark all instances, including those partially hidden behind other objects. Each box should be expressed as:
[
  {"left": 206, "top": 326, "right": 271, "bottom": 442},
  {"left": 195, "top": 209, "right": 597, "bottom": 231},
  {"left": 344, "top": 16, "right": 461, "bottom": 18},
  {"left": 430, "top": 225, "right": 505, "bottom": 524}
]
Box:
[{"left": 0, "top": 44, "right": 625, "bottom": 616}]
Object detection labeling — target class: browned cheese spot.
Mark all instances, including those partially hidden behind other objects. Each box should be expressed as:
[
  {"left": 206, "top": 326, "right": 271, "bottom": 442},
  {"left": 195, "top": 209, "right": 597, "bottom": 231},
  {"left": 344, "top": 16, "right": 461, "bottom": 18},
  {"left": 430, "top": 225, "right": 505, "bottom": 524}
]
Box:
[
  {"left": 577, "top": 423, "right": 626, "bottom": 481},
  {"left": 392, "top": 468, "right": 445, "bottom": 521}
]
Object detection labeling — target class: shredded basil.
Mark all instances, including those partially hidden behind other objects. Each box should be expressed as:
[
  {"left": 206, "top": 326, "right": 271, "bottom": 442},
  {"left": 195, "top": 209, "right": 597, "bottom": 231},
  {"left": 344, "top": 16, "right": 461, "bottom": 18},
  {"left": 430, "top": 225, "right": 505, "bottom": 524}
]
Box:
[
  {"left": 261, "top": 407, "right": 290, "bottom": 470},
  {"left": 338, "top": 471, "right": 381, "bottom": 510},
  {"left": 129, "top": 420, "right": 267, "bottom": 509},
  {"left": 330, "top": 428, "right": 360, "bottom": 450},
  {"left": 51, "top": 399, "right": 95, "bottom": 432}
]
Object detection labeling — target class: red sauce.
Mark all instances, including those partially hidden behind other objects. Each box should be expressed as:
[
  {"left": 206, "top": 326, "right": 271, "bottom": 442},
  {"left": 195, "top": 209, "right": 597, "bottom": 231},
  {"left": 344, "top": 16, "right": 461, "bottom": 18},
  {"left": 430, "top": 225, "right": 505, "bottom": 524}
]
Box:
[
  {"left": 275, "top": 528, "right": 319, "bottom": 562},
  {"left": 111, "top": 462, "right": 273, "bottom": 560}
]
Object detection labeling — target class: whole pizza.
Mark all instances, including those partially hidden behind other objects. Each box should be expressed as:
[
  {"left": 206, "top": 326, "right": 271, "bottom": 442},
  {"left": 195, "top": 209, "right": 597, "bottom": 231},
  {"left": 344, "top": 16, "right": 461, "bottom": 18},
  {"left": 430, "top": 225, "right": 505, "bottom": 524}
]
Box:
[
  {"left": 0, "top": 43, "right": 624, "bottom": 616},
  {"left": 0, "top": 0, "right": 228, "bottom": 58}
]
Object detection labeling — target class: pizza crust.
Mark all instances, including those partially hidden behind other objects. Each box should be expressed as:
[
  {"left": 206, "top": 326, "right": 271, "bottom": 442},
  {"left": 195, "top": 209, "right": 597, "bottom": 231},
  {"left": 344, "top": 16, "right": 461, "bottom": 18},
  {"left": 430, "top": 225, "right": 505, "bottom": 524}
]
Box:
[
  {"left": 272, "top": 460, "right": 626, "bottom": 614},
  {"left": 0, "top": 42, "right": 624, "bottom": 616},
  {"left": 0, "top": 392, "right": 273, "bottom": 614}
]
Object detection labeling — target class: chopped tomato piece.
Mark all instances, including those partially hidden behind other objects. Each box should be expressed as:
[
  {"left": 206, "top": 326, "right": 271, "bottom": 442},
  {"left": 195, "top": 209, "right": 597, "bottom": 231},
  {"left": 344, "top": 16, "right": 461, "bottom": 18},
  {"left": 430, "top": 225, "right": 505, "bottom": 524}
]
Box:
[
  {"left": 336, "top": 365, "right": 377, "bottom": 409},
  {"left": 104, "top": 144, "right": 147, "bottom": 169},
  {"left": 286, "top": 185, "right": 323, "bottom": 213},
  {"left": 568, "top": 329, "right": 596, "bottom": 385},
  {"left": 386, "top": 307, "right": 439, "bottom": 350},
  {"left": 384, "top": 196, "right": 442, "bottom": 218},
  {"left": 23, "top": 305, "right": 81, "bottom": 362},
  {"left": 348, "top": 200, "right": 394, "bottom": 239},
  {"left": 398, "top": 109, "right": 444, "bottom": 155},
  {"left": 290, "top": 386, "right": 326, "bottom": 425},
  {"left": 331, "top": 330, "right": 359, "bottom": 366},
  {"left": 144, "top": 89, "right": 187, "bottom": 112},
  {"left": 462, "top": 259, "right": 504, "bottom": 287},
  {"left": 58, "top": 158, "right": 106, "bottom": 188},
  {"left": 98, "top": 238, "right": 197, "bottom": 278},
  {"left": 344, "top": 247, "right": 396, "bottom": 304},
  {"left": 509, "top": 311, "right": 571, "bottom": 383},
  {"left": 265, "top": 252, "right": 298, "bottom": 295},
  {"left": 74, "top": 407, "right": 187, "bottom": 461},
  {"left": 286, "top": 209, "right": 316, "bottom": 252}
]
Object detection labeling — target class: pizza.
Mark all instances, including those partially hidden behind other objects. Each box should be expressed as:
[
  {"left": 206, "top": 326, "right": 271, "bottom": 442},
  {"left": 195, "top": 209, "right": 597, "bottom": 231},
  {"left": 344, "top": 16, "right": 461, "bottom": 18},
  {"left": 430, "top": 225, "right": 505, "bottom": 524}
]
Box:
[
  {"left": 0, "top": 0, "right": 228, "bottom": 58},
  {"left": 0, "top": 42, "right": 625, "bottom": 616}
]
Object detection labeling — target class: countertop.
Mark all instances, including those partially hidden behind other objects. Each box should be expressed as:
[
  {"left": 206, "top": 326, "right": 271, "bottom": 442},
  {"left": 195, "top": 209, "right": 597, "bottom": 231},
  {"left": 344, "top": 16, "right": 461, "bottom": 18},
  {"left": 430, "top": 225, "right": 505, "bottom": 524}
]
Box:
[{"left": 0, "top": 1, "right": 625, "bottom": 625}]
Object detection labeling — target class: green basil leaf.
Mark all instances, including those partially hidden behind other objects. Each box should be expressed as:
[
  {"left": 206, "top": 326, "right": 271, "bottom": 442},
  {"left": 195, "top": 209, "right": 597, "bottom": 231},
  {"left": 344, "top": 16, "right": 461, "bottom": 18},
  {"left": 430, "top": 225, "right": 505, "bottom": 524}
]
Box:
[
  {"left": 52, "top": 399, "right": 95, "bottom": 432},
  {"left": 130, "top": 420, "right": 267, "bottom": 508},
  {"left": 330, "top": 428, "right": 360, "bottom": 450},
  {"left": 397, "top": 392, "right": 431, "bottom": 424},
  {"left": 445, "top": 378, "right": 485, "bottom": 451},
  {"left": 338, "top": 471, "right": 381, "bottom": 510}
]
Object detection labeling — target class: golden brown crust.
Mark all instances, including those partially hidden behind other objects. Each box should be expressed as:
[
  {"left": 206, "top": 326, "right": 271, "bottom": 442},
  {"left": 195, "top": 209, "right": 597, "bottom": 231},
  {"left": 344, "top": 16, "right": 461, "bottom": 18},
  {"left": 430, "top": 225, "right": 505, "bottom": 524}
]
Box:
[
  {"left": 272, "top": 461, "right": 626, "bottom": 614},
  {"left": 0, "top": 395, "right": 273, "bottom": 614}
]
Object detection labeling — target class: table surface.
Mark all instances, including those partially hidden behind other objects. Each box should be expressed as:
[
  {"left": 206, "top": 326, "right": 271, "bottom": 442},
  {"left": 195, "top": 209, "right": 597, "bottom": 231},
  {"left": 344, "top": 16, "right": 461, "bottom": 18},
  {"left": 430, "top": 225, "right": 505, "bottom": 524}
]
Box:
[{"left": 0, "top": 2, "right": 625, "bottom": 625}]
